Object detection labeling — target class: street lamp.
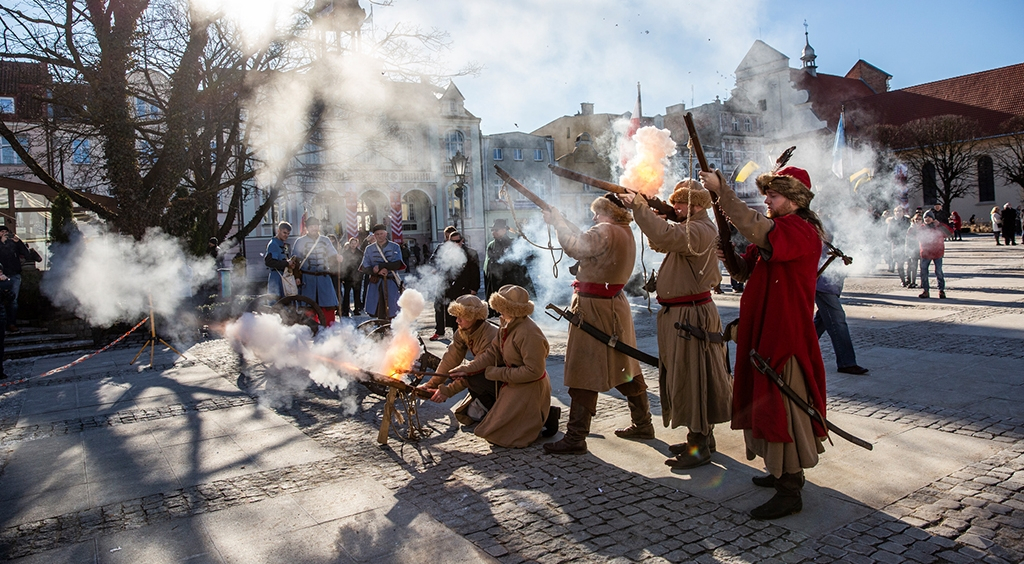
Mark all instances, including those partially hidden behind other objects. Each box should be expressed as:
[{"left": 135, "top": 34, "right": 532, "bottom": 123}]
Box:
[{"left": 450, "top": 150, "right": 468, "bottom": 233}]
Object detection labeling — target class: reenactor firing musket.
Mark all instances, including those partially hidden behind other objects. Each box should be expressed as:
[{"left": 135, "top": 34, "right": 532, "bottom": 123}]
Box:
[{"left": 547, "top": 164, "right": 680, "bottom": 222}]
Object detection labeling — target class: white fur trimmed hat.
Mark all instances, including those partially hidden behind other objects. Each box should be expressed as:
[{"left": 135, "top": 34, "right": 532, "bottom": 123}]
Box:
[
  {"left": 488, "top": 284, "right": 534, "bottom": 318},
  {"left": 447, "top": 294, "right": 488, "bottom": 321}
]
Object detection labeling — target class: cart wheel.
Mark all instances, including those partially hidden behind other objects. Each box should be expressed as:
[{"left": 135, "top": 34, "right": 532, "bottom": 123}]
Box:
[{"left": 272, "top": 294, "right": 327, "bottom": 335}]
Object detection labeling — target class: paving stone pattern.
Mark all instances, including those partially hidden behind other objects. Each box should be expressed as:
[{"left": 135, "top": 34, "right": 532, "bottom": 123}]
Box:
[{"left": 3, "top": 303, "right": 1024, "bottom": 562}]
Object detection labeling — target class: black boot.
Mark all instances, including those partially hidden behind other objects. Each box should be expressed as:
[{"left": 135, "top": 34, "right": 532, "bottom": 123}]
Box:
[
  {"left": 614, "top": 393, "right": 655, "bottom": 440},
  {"left": 541, "top": 406, "right": 561, "bottom": 438},
  {"left": 751, "top": 471, "right": 805, "bottom": 488},
  {"left": 544, "top": 401, "right": 591, "bottom": 455},
  {"left": 669, "top": 429, "right": 716, "bottom": 454},
  {"left": 750, "top": 471, "right": 804, "bottom": 519},
  {"left": 665, "top": 431, "right": 712, "bottom": 469}
]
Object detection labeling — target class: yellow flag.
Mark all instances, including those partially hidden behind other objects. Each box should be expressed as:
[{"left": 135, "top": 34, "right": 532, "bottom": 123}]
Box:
[{"left": 735, "top": 161, "right": 760, "bottom": 183}]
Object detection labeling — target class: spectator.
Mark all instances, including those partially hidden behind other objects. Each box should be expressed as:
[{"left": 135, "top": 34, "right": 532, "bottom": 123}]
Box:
[
  {"left": 339, "top": 237, "right": 364, "bottom": 316},
  {"left": 0, "top": 225, "right": 42, "bottom": 332},
  {"left": 484, "top": 219, "right": 535, "bottom": 302},
  {"left": 814, "top": 245, "right": 868, "bottom": 375},
  {"left": 912, "top": 210, "right": 953, "bottom": 299},
  {"left": 264, "top": 222, "right": 293, "bottom": 297},
  {"left": 904, "top": 213, "right": 922, "bottom": 289},
  {"left": 0, "top": 272, "right": 12, "bottom": 380},
  {"left": 293, "top": 217, "right": 341, "bottom": 325},
  {"left": 991, "top": 206, "right": 1002, "bottom": 246},
  {"left": 950, "top": 211, "right": 963, "bottom": 241},
  {"left": 887, "top": 207, "right": 910, "bottom": 286},
  {"left": 1001, "top": 203, "right": 1018, "bottom": 246},
  {"left": 430, "top": 231, "right": 480, "bottom": 340}
]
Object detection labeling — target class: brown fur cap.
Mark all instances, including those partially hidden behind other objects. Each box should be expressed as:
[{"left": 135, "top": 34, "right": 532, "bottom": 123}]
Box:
[
  {"left": 591, "top": 194, "right": 633, "bottom": 224},
  {"left": 447, "top": 295, "right": 488, "bottom": 321},
  {"left": 755, "top": 166, "right": 814, "bottom": 209},
  {"left": 488, "top": 284, "right": 534, "bottom": 318},
  {"left": 668, "top": 179, "right": 714, "bottom": 209}
]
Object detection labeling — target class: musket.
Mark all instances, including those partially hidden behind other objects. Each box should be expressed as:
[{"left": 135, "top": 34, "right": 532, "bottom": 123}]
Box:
[
  {"left": 548, "top": 164, "right": 680, "bottom": 222},
  {"left": 749, "top": 350, "right": 873, "bottom": 451},
  {"left": 684, "top": 112, "right": 744, "bottom": 277},
  {"left": 817, "top": 240, "right": 853, "bottom": 278},
  {"left": 359, "top": 368, "right": 434, "bottom": 399},
  {"left": 495, "top": 165, "right": 553, "bottom": 211}
]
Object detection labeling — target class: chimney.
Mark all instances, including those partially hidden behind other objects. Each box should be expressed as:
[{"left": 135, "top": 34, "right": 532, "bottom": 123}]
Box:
[{"left": 580, "top": 102, "right": 594, "bottom": 116}]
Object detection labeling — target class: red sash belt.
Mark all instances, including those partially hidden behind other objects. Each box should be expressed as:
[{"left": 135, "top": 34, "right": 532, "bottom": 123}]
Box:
[
  {"left": 658, "top": 291, "right": 713, "bottom": 307},
  {"left": 572, "top": 281, "right": 624, "bottom": 299}
]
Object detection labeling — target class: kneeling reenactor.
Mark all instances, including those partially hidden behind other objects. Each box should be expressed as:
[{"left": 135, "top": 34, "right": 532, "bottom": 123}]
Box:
[
  {"left": 420, "top": 295, "right": 499, "bottom": 424},
  {"left": 450, "top": 285, "right": 559, "bottom": 448}
]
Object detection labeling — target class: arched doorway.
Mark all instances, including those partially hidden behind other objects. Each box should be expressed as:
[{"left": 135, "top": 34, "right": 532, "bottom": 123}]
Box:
[
  {"left": 401, "top": 189, "right": 433, "bottom": 251},
  {"left": 357, "top": 189, "right": 389, "bottom": 235}
]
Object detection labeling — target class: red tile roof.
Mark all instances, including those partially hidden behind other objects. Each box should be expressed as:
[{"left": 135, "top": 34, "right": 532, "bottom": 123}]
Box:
[
  {"left": 791, "top": 69, "right": 876, "bottom": 130},
  {"left": 900, "top": 63, "right": 1024, "bottom": 117}
]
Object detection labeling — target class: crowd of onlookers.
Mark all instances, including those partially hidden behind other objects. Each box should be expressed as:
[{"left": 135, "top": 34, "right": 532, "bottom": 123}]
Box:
[{"left": 879, "top": 202, "right": 1022, "bottom": 299}]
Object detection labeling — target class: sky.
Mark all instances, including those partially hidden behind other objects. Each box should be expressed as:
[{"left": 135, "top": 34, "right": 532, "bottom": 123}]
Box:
[{"left": 371, "top": 0, "right": 1024, "bottom": 135}]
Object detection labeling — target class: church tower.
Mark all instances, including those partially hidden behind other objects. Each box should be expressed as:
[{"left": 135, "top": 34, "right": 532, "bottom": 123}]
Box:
[{"left": 800, "top": 21, "right": 818, "bottom": 77}]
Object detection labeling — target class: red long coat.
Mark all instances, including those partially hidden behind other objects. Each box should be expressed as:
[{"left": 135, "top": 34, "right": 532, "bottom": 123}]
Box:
[{"left": 731, "top": 214, "right": 827, "bottom": 442}]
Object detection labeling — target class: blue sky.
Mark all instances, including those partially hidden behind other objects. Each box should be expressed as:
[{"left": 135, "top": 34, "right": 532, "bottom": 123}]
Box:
[{"left": 373, "top": 0, "right": 1024, "bottom": 134}]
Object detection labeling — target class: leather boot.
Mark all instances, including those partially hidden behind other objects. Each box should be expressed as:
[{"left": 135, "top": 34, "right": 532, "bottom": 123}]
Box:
[
  {"left": 670, "top": 429, "right": 716, "bottom": 454},
  {"left": 614, "top": 393, "right": 655, "bottom": 440},
  {"left": 541, "top": 406, "right": 561, "bottom": 438},
  {"left": 750, "top": 471, "right": 804, "bottom": 519},
  {"left": 665, "top": 431, "right": 712, "bottom": 469},
  {"left": 751, "top": 471, "right": 805, "bottom": 488},
  {"left": 544, "top": 401, "right": 590, "bottom": 455}
]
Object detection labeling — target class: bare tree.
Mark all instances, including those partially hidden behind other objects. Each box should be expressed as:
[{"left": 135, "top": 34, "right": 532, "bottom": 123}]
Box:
[
  {"left": 1, "top": 0, "right": 475, "bottom": 251},
  {"left": 995, "top": 116, "right": 1024, "bottom": 200},
  {"left": 878, "top": 115, "right": 982, "bottom": 213}
]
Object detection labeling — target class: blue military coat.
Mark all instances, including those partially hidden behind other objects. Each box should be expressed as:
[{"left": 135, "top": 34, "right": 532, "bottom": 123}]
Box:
[
  {"left": 293, "top": 234, "right": 339, "bottom": 307},
  {"left": 361, "top": 241, "right": 405, "bottom": 318}
]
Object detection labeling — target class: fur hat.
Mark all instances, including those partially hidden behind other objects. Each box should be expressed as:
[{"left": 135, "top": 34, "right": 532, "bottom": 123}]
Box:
[
  {"left": 667, "top": 179, "right": 714, "bottom": 209},
  {"left": 443, "top": 226, "right": 458, "bottom": 240},
  {"left": 755, "top": 166, "right": 814, "bottom": 209},
  {"left": 591, "top": 193, "right": 633, "bottom": 224},
  {"left": 447, "top": 295, "right": 488, "bottom": 321},
  {"left": 488, "top": 284, "right": 534, "bottom": 318}
]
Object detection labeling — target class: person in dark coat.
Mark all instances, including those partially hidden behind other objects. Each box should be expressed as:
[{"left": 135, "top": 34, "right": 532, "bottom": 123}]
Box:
[
  {"left": 340, "top": 237, "right": 364, "bottom": 316},
  {"left": 1001, "top": 203, "right": 1018, "bottom": 246},
  {"left": 429, "top": 231, "right": 480, "bottom": 340},
  {"left": 0, "top": 225, "right": 41, "bottom": 332},
  {"left": 484, "top": 219, "right": 535, "bottom": 302}
]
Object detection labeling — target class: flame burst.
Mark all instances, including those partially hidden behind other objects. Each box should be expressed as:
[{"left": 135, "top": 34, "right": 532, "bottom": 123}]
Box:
[
  {"left": 380, "top": 335, "right": 419, "bottom": 378},
  {"left": 620, "top": 126, "right": 678, "bottom": 198}
]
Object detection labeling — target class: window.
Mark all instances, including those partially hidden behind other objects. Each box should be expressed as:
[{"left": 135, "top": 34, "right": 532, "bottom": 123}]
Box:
[
  {"left": 534, "top": 148, "right": 544, "bottom": 161},
  {"left": 732, "top": 118, "right": 740, "bottom": 132},
  {"left": 493, "top": 148, "right": 503, "bottom": 161},
  {"left": 758, "top": 99, "right": 767, "bottom": 111},
  {"left": 135, "top": 98, "right": 160, "bottom": 119},
  {"left": 978, "top": 156, "right": 995, "bottom": 202},
  {"left": 396, "top": 134, "right": 412, "bottom": 166},
  {"left": 445, "top": 130, "right": 464, "bottom": 159},
  {"left": 447, "top": 100, "right": 457, "bottom": 114},
  {"left": 493, "top": 177, "right": 504, "bottom": 200},
  {"left": 0, "top": 97, "right": 14, "bottom": 115},
  {"left": 513, "top": 148, "right": 523, "bottom": 161},
  {"left": 744, "top": 117, "right": 752, "bottom": 132},
  {"left": 1, "top": 135, "right": 28, "bottom": 165},
  {"left": 922, "top": 162, "right": 938, "bottom": 205},
  {"left": 72, "top": 139, "right": 91, "bottom": 164}
]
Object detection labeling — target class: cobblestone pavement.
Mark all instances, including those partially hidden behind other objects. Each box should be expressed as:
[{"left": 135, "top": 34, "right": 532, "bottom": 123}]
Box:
[{"left": 2, "top": 237, "right": 1023, "bottom": 563}]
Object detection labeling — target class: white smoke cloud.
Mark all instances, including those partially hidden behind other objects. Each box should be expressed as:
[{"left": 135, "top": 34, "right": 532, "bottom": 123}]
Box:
[
  {"left": 404, "top": 241, "right": 469, "bottom": 302},
  {"left": 226, "top": 288, "right": 431, "bottom": 411},
  {"left": 41, "top": 224, "right": 216, "bottom": 327}
]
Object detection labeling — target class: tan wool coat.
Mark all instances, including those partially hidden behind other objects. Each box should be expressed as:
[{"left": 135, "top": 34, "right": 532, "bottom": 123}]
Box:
[
  {"left": 552, "top": 216, "right": 642, "bottom": 392},
  {"left": 426, "top": 320, "right": 500, "bottom": 397},
  {"left": 632, "top": 202, "right": 732, "bottom": 432},
  {"left": 460, "top": 316, "right": 552, "bottom": 448}
]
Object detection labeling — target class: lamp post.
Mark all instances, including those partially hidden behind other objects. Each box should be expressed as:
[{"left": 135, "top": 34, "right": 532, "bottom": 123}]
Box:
[{"left": 450, "top": 150, "right": 468, "bottom": 234}]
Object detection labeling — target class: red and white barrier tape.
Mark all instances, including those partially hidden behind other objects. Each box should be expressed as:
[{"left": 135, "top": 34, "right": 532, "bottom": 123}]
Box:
[{"left": 0, "top": 317, "right": 150, "bottom": 388}]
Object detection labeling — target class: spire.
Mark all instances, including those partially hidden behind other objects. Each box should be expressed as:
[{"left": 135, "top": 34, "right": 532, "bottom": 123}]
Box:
[{"left": 801, "top": 20, "right": 817, "bottom": 77}]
